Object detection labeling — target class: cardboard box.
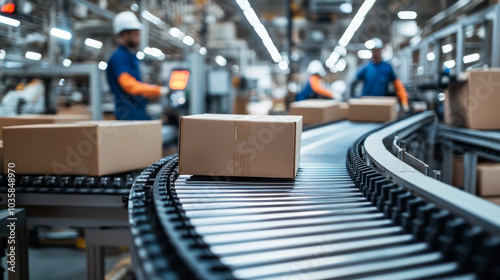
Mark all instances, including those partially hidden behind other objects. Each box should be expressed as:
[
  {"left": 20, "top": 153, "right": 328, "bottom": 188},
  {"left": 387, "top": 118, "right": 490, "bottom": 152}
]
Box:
[
  {"left": 444, "top": 69, "right": 500, "bottom": 130},
  {"left": 452, "top": 156, "right": 464, "bottom": 188},
  {"left": 348, "top": 97, "right": 398, "bottom": 123},
  {"left": 57, "top": 105, "right": 91, "bottom": 115},
  {"left": 179, "top": 114, "right": 302, "bottom": 178},
  {"left": 477, "top": 163, "right": 500, "bottom": 196},
  {"left": 485, "top": 197, "right": 500, "bottom": 206},
  {"left": 0, "top": 114, "right": 92, "bottom": 140},
  {"left": 0, "top": 141, "right": 3, "bottom": 174},
  {"left": 3, "top": 121, "right": 162, "bottom": 176},
  {"left": 289, "top": 100, "right": 345, "bottom": 125},
  {"left": 233, "top": 96, "right": 250, "bottom": 115},
  {"left": 451, "top": 157, "right": 500, "bottom": 196},
  {"left": 340, "top": 103, "right": 349, "bottom": 119}
]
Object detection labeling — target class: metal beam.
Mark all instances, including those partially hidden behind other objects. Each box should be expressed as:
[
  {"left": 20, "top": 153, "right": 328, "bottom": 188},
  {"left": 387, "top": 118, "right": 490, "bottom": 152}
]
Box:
[{"left": 71, "top": 0, "right": 116, "bottom": 20}]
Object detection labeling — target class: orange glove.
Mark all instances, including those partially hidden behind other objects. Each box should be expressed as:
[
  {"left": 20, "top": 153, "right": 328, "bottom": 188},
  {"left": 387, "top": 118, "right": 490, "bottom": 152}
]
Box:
[{"left": 393, "top": 78, "right": 409, "bottom": 112}]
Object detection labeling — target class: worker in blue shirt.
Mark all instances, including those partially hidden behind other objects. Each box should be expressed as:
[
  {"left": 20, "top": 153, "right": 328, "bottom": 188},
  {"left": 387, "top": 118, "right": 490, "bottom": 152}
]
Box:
[
  {"left": 296, "top": 60, "right": 335, "bottom": 101},
  {"left": 350, "top": 38, "right": 409, "bottom": 112},
  {"left": 107, "top": 11, "right": 169, "bottom": 120}
]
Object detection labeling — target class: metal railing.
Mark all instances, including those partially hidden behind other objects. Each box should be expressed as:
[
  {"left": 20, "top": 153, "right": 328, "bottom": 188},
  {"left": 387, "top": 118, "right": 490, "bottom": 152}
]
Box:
[{"left": 363, "top": 111, "right": 500, "bottom": 235}]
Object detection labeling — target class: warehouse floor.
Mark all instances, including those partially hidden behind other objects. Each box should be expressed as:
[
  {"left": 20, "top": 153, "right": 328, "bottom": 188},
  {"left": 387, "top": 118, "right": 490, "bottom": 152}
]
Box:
[{"left": 2, "top": 247, "right": 128, "bottom": 279}]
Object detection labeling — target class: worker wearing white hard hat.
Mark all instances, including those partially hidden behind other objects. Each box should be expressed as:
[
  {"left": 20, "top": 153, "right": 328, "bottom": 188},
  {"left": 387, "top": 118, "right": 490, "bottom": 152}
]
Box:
[
  {"left": 296, "top": 60, "right": 335, "bottom": 101},
  {"left": 106, "top": 11, "right": 169, "bottom": 120},
  {"left": 351, "top": 38, "right": 410, "bottom": 112}
]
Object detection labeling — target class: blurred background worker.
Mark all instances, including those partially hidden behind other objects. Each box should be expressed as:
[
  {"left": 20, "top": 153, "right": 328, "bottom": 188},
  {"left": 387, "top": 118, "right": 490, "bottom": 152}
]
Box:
[
  {"left": 350, "top": 38, "right": 410, "bottom": 112},
  {"left": 296, "top": 60, "right": 335, "bottom": 101},
  {"left": 107, "top": 11, "right": 169, "bottom": 121}
]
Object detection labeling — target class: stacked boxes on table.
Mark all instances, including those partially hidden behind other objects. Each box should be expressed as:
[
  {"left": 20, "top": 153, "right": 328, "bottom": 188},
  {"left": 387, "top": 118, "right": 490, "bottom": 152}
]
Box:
[{"left": 179, "top": 114, "right": 302, "bottom": 179}]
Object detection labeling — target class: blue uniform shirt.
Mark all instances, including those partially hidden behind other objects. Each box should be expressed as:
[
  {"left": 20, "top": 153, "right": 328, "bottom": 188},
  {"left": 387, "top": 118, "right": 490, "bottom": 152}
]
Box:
[
  {"left": 296, "top": 78, "right": 317, "bottom": 101},
  {"left": 106, "top": 45, "right": 150, "bottom": 120},
  {"left": 356, "top": 61, "right": 397, "bottom": 97}
]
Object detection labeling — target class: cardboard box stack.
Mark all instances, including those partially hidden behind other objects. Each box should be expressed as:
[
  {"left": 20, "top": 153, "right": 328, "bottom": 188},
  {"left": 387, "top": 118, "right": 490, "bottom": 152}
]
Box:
[
  {"left": 179, "top": 114, "right": 302, "bottom": 179},
  {"left": 0, "top": 114, "right": 91, "bottom": 140},
  {"left": 289, "top": 100, "right": 346, "bottom": 125},
  {"left": 348, "top": 97, "right": 398, "bottom": 123},
  {"left": 3, "top": 121, "right": 162, "bottom": 176},
  {"left": 452, "top": 156, "right": 500, "bottom": 207},
  {"left": 444, "top": 69, "right": 500, "bottom": 130}
]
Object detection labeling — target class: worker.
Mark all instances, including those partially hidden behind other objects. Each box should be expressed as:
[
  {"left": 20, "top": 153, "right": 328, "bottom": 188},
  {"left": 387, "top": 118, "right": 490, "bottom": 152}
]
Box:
[
  {"left": 107, "top": 11, "right": 169, "bottom": 120},
  {"left": 350, "top": 38, "right": 410, "bottom": 112},
  {"left": 296, "top": 60, "right": 335, "bottom": 101}
]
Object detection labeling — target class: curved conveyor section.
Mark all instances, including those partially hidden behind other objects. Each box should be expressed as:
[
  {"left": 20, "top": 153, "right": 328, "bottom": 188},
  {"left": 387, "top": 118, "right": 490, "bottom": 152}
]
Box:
[{"left": 129, "top": 115, "right": 499, "bottom": 280}]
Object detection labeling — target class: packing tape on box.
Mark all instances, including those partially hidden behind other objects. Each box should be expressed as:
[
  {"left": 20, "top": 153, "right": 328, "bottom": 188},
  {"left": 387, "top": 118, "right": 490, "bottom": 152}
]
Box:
[{"left": 233, "top": 120, "right": 253, "bottom": 176}]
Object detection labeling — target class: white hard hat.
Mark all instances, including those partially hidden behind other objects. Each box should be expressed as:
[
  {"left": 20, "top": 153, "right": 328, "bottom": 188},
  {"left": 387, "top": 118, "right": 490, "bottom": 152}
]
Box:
[
  {"left": 113, "top": 11, "right": 142, "bottom": 34},
  {"left": 371, "top": 37, "right": 384, "bottom": 49},
  {"left": 307, "top": 60, "right": 326, "bottom": 77}
]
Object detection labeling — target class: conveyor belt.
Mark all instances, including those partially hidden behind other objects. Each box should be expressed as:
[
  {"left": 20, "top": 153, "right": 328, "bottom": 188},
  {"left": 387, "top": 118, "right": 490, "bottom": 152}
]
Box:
[{"left": 129, "top": 119, "right": 499, "bottom": 280}]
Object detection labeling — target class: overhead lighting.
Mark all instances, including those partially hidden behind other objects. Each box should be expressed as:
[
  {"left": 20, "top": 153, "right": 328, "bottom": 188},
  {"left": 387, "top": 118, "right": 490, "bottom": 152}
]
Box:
[
  {"left": 463, "top": 53, "right": 480, "bottom": 64},
  {"left": 444, "top": 59, "right": 456, "bottom": 68},
  {"left": 338, "top": 0, "right": 376, "bottom": 47},
  {"left": 235, "top": 0, "right": 251, "bottom": 11},
  {"left": 84, "top": 38, "right": 103, "bottom": 49},
  {"left": 358, "top": 50, "right": 372, "bottom": 59},
  {"left": 50, "top": 27, "right": 72, "bottom": 40},
  {"left": 398, "top": 11, "right": 417, "bottom": 20},
  {"left": 442, "top": 44, "right": 453, "bottom": 54},
  {"left": 236, "top": 2, "right": 281, "bottom": 63},
  {"left": 182, "top": 36, "right": 195, "bottom": 46},
  {"left": 243, "top": 9, "right": 260, "bottom": 26},
  {"left": 144, "top": 47, "right": 164, "bottom": 60},
  {"left": 169, "top": 27, "right": 181, "bottom": 37},
  {"left": 427, "top": 52, "right": 435, "bottom": 61},
  {"left": 25, "top": 51, "right": 42, "bottom": 61},
  {"left": 0, "top": 15, "right": 20, "bottom": 27},
  {"left": 199, "top": 47, "right": 207, "bottom": 55},
  {"left": 98, "top": 61, "right": 108, "bottom": 70},
  {"left": 130, "top": 3, "right": 139, "bottom": 12},
  {"left": 62, "top": 59, "right": 72, "bottom": 67},
  {"left": 136, "top": 51, "right": 145, "bottom": 60},
  {"left": 215, "top": 55, "right": 227, "bottom": 67},
  {"left": 278, "top": 61, "right": 288, "bottom": 71},
  {"left": 335, "top": 58, "right": 347, "bottom": 72},
  {"left": 0, "top": 49, "right": 6, "bottom": 60},
  {"left": 365, "top": 39, "right": 376, "bottom": 49},
  {"left": 340, "top": 3, "right": 353, "bottom": 13},
  {"left": 141, "top": 10, "right": 162, "bottom": 26}
]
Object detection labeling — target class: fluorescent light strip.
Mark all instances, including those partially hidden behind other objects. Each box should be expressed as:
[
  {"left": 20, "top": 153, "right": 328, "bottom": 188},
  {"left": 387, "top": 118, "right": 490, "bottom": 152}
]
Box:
[
  {"left": 235, "top": 0, "right": 282, "bottom": 63},
  {"left": 63, "top": 59, "right": 72, "bottom": 67},
  {"left": 141, "top": 10, "right": 162, "bottom": 26},
  {"left": 0, "top": 15, "right": 20, "bottom": 27},
  {"left": 442, "top": 44, "right": 453, "bottom": 54},
  {"left": 215, "top": 55, "right": 227, "bottom": 66},
  {"left": 327, "top": 0, "right": 376, "bottom": 66},
  {"left": 463, "top": 53, "right": 480, "bottom": 64},
  {"left": 398, "top": 11, "right": 417, "bottom": 20},
  {"left": 50, "top": 28, "right": 72, "bottom": 40},
  {"left": 339, "top": 0, "right": 376, "bottom": 47},
  {"left": 84, "top": 38, "right": 103, "bottom": 49},
  {"left": 25, "top": 51, "right": 42, "bottom": 61}
]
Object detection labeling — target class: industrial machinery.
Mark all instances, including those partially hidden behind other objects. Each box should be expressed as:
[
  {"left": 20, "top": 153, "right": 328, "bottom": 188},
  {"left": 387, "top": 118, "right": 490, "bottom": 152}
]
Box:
[
  {"left": 0, "top": 171, "right": 141, "bottom": 279},
  {"left": 128, "top": 112, "right": 500, "bottom": 279}
]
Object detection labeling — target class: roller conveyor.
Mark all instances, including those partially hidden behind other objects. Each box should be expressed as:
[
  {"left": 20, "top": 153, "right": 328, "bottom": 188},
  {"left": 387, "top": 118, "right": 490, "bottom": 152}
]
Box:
[{"left": 129, "top": 115, "right": 500, "bottom": 280}]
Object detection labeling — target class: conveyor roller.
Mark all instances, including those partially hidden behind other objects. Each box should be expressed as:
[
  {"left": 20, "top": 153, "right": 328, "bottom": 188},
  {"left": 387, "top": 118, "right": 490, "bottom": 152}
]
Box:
[{"left": 129, "top": 117, "right": 500, "bottom": 280}]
